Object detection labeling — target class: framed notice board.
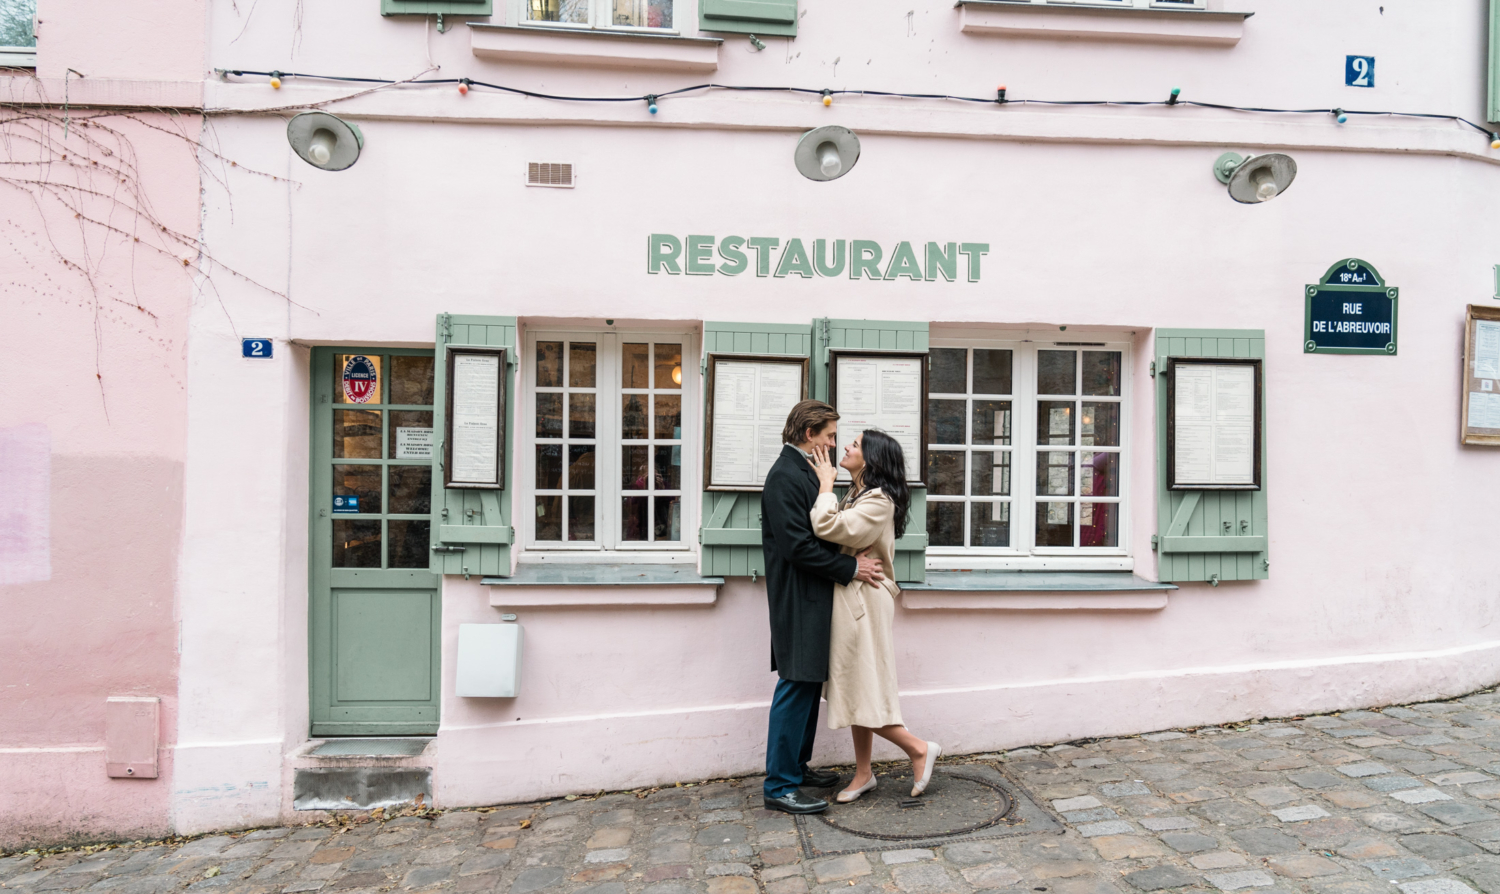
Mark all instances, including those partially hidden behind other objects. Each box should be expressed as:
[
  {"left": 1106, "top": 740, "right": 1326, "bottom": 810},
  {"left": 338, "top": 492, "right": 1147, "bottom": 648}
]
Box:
[
  {"left": 704, "top": 354, "right": 810, "bottom": 491},
  {"left": 1166, "top": 358, "right": 1263, "bottom": 490},
  {"left": 1462, "top": 304, "right": 1500, "bottom": 446},
  {"left": 828, "top": 351, "right": 929, "bottom": 485},
  {"left": 443, "top": 346, "right": 507, "bottom": 489}
]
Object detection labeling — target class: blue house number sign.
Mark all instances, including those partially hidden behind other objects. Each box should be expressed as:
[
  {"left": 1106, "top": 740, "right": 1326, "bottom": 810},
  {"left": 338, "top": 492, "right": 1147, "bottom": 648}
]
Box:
[
  {"left": 1305, "top": 259, "right": 1398, "bottom": 356},
  {"left": 1345, "top": 55, "right": 1375, "bottom": 88},
  {"left": 242, "top": 338, "right": 273, "bottom": 358}
]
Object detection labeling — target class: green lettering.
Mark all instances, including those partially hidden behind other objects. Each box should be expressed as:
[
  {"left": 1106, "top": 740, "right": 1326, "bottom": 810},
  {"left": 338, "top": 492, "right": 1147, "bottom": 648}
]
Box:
[
  {"left": 648, "top": 233, "right": 682, "bottom": 275},
  {"left": 814, "top": 239, "right": 846, "bottom": 277},
  {"left": 775, "top": 238, "right": 816, "bottom": 278},
  {"left": 849, "top": 240, "right": 883, "bottom": 280},
  {"left": 748, "top": 237, "right": 780, "bottom": 277},
  {"left": 883, "top": 241, "right": 922, "bottom": 281},
  {"left": 925, "top": 242, "right": 957, "bottom": 282},
  {"left": 686, "top": 235, "right": 715, "bottom": 275},
  {"left": 958, "top": 242, "right": 989, "bottom": 282},
  {"left": 717, "top": 236, "right": 748, "bottom": 275}
]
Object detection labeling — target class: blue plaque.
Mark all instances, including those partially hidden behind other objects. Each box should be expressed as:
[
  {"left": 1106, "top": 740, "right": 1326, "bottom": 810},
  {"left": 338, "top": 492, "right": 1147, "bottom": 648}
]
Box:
[
  {"left": 1305, "top": 259, "right": 1398, "bottom": 355},
  {"left": 1345, "top": 55, "right": 1375, "bottom": 88},
  {"left": 242, "top": 338, "right": 273, "bottom": 358},
  {"left": 332, "top": 495, "right": 360, "bottom": 514}
]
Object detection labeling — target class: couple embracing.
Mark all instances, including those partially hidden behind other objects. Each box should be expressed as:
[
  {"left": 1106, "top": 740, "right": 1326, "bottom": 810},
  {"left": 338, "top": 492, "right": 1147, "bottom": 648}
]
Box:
[{"left": 759, "top": 399, "right": 941, "bottom": 815}]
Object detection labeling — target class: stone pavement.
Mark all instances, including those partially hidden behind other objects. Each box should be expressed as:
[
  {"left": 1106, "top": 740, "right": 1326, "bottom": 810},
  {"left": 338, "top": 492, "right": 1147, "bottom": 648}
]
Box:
[{"left": 13, "top": 693, "right": 1500, "bottom": 894}]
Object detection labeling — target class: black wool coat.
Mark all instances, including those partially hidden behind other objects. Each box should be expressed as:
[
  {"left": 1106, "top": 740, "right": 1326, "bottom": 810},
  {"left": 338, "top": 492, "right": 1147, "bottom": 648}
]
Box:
[{"left": 761, "top": 444, "right": 858, "bottom": 682}]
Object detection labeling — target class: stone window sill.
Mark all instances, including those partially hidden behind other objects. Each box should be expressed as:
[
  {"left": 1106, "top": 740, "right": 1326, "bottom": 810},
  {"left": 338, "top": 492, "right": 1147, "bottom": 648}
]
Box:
[
  {"left": 955, "top": 1, "right": 1251, "bottom": 46},
  {"left": 469, "top": 23, "right": 722, "bottom": 71},
  {"left": 901, "top": 571, "right": 1174, "bottom": 611},
  {"left": 483, "top": 563, "right": 723, "bottom": 607}
]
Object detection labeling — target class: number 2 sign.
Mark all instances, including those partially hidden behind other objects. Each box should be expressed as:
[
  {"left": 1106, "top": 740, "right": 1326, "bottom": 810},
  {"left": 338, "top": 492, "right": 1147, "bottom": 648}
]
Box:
[{"left": 1345, "top": 55, "right": 1375, "bottom": 88}]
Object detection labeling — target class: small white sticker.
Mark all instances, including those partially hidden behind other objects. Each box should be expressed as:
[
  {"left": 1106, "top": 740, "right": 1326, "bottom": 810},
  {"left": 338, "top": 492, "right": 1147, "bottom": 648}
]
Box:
[
  {"left": 1483, "top": 380, "right": 1495, "bottom": 393},
  {"left": 396, "top": 427, "right": 434, "bottom": 459}
]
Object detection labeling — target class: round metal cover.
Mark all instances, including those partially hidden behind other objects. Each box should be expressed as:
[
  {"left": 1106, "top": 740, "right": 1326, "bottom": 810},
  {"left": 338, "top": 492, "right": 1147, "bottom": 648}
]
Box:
[
  {"left": 287, "top": 111, "right": 364, "bottom": 172},
  {"left": 814, "top": 770, "right": 1014, "bottom": 841},
  {"left": 1227, "top": 152, "right": 1296, "bottom": 204},
  {"left": 795, "top": 125, "right": 861, "bottom": 182}
]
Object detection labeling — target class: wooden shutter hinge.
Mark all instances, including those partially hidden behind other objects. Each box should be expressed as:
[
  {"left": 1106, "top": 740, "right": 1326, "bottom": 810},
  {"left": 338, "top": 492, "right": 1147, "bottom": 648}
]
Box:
[
  {"left": 1149, "top": 360, "right": 1156, "bottom": 378},
  {"left": 1151, "top": 534, "right": 1159, "bottom": 551}
]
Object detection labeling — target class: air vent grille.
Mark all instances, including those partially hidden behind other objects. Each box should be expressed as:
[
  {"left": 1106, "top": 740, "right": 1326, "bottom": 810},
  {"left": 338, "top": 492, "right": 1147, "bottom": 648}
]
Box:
[{"left": 527, "top": 162, "right": 575, "bottom": 188}]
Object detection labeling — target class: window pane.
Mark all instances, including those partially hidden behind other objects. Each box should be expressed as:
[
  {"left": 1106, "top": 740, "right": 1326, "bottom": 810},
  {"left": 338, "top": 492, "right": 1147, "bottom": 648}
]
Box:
[
  {"left": 569, "top": 342, "right": 597, "bottom": 387},
  {"left": 1036, "top": 451, "right": 1075, "bottom": 497},
  {"left": 389, "top": 520, "right": 431, "bottom": 569},
  {"left": 389, "top": 410, "right": 433, "bottom": 458},
  {"left": 927, "top": 451, "right": 964, "bottom": 496},
  {"left": 1081, "top": 502, "right": 1119, "bottom": 547},
  {"left": 1081, "top": 452, "right": 1119, "bottom": 497},
  {"left": 568, "top": 445, "right": 596, "bottom": 489},
  {"left": 536, "top": 393, "right": 563, "bottom": 438},
  {"left": 570, "top": 393, "right": 596, "bottom": 439},
  {"left": 656, "top": 344, "right": 683, "bottom": 389},
  {"left": 622, "top": 394, "right": 649, "bottom": 439},
  {"left": 972, "top": 450, "right": 1010, "bottom": 497},
  {"left": 972, "top": 400, "right": 1011, "bottom": 445},
  {"left": 334, "top": 409, "right": 382, "bottom": 459},
  {"left": 1082, "top": 351, "right": 1122, "bottom": 397},
  {"left": 1037, "top": 350, "right": 1077, "bottom": 395},
  {"left": 333, "top": 464, "right": 382, "bottom": 513},
  {"left": 655, "top": 445, "right": 681, "bottom": 490},
  {"left": 1036, "top": 401, "right": 1075, "bottom": 446},
  {"left": 536, "top": 496, "right": 562, "bottom": 540},
  {"left": 568, "top": 496, "right": 595, "bottom": 541},
  {"left": 333, "top": 520, "right": 381, "bottom": 568},
  {"left": 389, "top": 465, "right": 432, "bottom": 514},
  {"left": 927, "top": 501, "right": 964, "bottom": 547},
  {"left": 654, "top": 395, "right": 681, "bottom": 439},
  {"left": 613, "top": 0, "right": 672, "bottom": 27},
  {"left": 1080, "top": 402, "right": 1120, "bottom": 448},
  {"left": 536, "top": 445, "right": 562, "bottom": 489},
  {"left": 390, "top": 356, "right": 435, "bottom": 405},
  {"left": 973, "top": 349, "right": 1012, "bottom": 395},
  {"left": 529, "top": 0, "right": 588, "bottom": 24},
  {"left": 623, "top": 343, "right": 649, "bottom": 388},
  {"left": 970, "top": 502, "right": 1010, "bottom": 547},
  {"left": 1035, "top": 502, "right": 1075, "bottom": 547},
  {"left": 928, "top": 399, "right": 965, "bottom": 445},
  {"left": 622, "top": 496, "right": 648, "bottom": 541},
  {"left": 0, "top": 1, "right": 36, "bottom": 47},
  {"left": 622, "top": 445, "right": 648, "bottom": 490},
  {"left": 536, "top": 341, "right": 563, "bottom": 387},
  {"left": 929, "top": 348, "right": 967, "bottom": 394},
  {"left": 655, "top": 495, "right": 681, "bottom": 541},
  {"left": 334, "top": 354, "right": 383, "bottom": 405}
]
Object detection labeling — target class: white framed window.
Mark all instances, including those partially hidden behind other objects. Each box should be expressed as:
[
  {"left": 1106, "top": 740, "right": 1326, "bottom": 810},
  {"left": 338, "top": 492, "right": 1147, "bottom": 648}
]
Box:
[
  {"left": 925, "top": 338, "right": 1131, "bottom": 571},
  {"left": 520, "top": 0, "right": 676, "bottom": 32},
  {"left": 0, "top": 0, "right": 37, "bottom": 68},
  {"left": 521, "top": 329, "right": 697, "bottom": 559}
]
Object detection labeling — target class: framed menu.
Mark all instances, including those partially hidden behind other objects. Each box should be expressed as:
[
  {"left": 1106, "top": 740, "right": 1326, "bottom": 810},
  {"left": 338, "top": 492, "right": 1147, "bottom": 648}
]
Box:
[
  {"left": 1167, "top": 358, "right": 1262, "bottom": 490},
  {"left": 704, "top": 354, "right": 810, "bottom": 491},
  {"left": 828, "top": 351, "right": 928, "bottom": 485},
  {"left": 1462, "top": 304, "right": 1500, "bottom": 446},
  {"left": 444, "top": 347, "right": 507, "bottom": 489}
]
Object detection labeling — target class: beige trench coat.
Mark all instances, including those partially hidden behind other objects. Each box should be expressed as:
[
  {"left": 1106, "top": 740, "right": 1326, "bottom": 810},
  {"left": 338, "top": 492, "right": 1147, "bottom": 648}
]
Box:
[{"left": 810, "top": 488, "right": 904, "bottom": 730}]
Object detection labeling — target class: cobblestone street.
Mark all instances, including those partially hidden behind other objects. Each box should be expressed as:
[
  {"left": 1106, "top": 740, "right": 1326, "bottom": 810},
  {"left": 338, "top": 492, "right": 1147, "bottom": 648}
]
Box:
[{"left": 14, "top": 694, "right": 1500, "bottom": 894}]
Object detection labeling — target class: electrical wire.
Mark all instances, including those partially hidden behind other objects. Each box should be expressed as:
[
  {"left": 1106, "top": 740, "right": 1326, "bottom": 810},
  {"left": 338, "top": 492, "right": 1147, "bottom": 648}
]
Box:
[{"left": 215, "top": 69, "right": 1499, "bottom": 143}]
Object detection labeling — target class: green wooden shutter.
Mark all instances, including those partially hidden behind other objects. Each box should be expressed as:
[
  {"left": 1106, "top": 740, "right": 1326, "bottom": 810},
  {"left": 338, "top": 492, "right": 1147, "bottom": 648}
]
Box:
[
  {"left": 699, "top": 322, "right": 813, "bottom": 578},
  {"left": 382, "top": 0, "right": 492, "bottom": 17},
  {"left": 815, "top": 319, "right": 929, "bottom": 584},
  {"left": 1491, "top": 0, "right": 1500, "bottom": 123},
  {"left": 699, "top": 0, "right": 797, "bottom": 37},
  {"left": 1153, "top": 328, "right": 1269, "bottom": 584},
  {"left": 430, "top": 314, "right": 516, "bottom": 578}
]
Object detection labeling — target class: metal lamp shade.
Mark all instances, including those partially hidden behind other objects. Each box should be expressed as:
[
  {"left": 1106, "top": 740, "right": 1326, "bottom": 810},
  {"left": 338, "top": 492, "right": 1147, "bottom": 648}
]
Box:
[
  {"left": 287, "top": 111, "right": 365, "bottom": 172},
  {"left": 794, "top": 125, "right": 861, "bottom": 182},
  {"left": 1226, "top": 153, "right": 1296, "bottom": 204}
]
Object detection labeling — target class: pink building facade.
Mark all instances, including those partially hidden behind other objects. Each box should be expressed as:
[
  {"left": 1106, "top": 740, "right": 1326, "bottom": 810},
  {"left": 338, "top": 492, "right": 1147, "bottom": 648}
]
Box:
[{"left": 6, "top": 0, "right": 1500, "bottom": 847}]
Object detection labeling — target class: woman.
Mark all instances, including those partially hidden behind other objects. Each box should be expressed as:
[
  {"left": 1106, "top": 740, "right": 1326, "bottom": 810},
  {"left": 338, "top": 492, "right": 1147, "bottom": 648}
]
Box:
[{"left": 809, "top": 430, "right": 941, "bottom": 803}]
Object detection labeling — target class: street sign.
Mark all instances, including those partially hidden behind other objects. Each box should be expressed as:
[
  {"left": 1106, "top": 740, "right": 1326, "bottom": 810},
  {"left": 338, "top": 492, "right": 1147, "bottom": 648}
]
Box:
[
  {"left": 1305, "top": 259, "right": 1398, "bottom": 355},
  {"left": 1346, "top": 55, "right": 1375, "bottom": 88},
  {"left": 242, "top": 338, "right": 274, "bottom": 358}
]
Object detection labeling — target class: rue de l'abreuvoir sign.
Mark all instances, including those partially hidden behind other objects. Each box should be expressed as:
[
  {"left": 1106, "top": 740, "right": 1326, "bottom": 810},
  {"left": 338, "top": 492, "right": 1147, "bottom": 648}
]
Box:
[
  {"left": 1305, "top": 259, "right": 1399, "bottom": 355},
  {"left": 648, "top": 234, "right": 991, "bottom": 281}
]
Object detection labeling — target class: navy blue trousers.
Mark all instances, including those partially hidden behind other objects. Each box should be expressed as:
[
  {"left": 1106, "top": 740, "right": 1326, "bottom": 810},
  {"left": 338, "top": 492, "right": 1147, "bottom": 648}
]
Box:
[{"left": 764, "top": 678, "right": 822, "bottom": 798}]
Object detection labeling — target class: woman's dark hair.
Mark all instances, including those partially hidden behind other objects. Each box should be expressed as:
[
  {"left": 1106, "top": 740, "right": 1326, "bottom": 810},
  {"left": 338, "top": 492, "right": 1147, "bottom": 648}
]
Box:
[{"left": 857, "top": 429, "right": 911, "bottom": 539}]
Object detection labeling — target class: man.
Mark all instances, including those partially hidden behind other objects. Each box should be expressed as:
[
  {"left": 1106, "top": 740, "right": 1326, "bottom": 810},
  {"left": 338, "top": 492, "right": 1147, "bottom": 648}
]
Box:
[{"left": 760, "top": 399, "right": 885, "bottom": 815}]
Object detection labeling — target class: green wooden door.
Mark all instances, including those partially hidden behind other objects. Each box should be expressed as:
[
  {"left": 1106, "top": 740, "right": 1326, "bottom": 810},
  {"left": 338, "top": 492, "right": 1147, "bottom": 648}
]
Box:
[{"left": 310, "top": 348, "right": 441, "bottom": 736}]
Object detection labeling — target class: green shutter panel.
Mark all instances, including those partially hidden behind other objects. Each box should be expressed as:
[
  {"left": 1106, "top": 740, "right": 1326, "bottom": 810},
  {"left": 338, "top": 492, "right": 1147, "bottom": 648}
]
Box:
[
  {"left": 815, "top": 319, "right": 930, "bottom": 584},
  {"left": 699, "top": 0, "right": 797, "bottom": 37},
  {"left": 382, "top": 0, "right": 492, "bottom": 17},
  {"left": 1491, "top": 0, "right": 1500, "bottom": 123},
  {"left": 699, "top": 322, "right": 814, "bottom": 578},
  {"left": 430, "top": 314, "right": 516, "bottom": 578},
  {"left": 1153, "top": 329, "right": 1269, "bottom": 584}
]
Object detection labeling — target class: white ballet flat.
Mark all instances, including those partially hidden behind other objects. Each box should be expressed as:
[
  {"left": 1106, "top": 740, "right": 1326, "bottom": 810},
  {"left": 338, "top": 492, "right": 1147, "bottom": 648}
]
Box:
[
  {"left": 911, "top": 742, "right": 942, "bottom": 797},
  {"left": 835, "top": 776, "right": 878, "bottom": 803}
]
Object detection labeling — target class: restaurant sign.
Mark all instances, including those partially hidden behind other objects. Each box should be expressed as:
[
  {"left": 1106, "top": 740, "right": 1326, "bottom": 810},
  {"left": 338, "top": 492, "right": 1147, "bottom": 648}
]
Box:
[
  {"left": 648, "top": 234, "right": 990, "bottom": 282},
  {"left": 1304, "top": 259, "right": 1398, "bottom": 355}
]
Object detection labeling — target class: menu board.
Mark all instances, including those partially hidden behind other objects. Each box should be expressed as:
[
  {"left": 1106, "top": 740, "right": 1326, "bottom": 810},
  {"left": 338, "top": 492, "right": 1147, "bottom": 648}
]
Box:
[
  {"left": 1168, "top": 359, "right": 1261, "bottom": 490},
  {"left": 829, "top": 352, "right": 928, "bottom": 485},
  {"left": 444, "top": 347, "right": 507, "bottom": 489},
  {"left": 705, "top": 355, "right": 809, "bottom": 490},
  {"left": 1462, "top": 305, "right": 1500, "bottom": 446}
]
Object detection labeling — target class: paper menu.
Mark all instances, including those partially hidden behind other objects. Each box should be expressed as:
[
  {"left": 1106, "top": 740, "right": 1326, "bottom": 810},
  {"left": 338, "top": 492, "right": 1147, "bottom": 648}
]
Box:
[
  {"left": 709, "top": 359, "right": 805, "bottom": 488},
  {"left": 1475, "top": 321, "right": 1500, "bottom": 381},
  {"left": 1173, "top": 363, "right": 1256, "bottom": 488},
  {"left": 833, "top": 356, "right": 925, "bottom": 482},
  {"left": 450, "top": 353, "right": 502, "bottom": 485},
  {"left": 1469, "top": 391, "right": 1500, "bottom": 430}
]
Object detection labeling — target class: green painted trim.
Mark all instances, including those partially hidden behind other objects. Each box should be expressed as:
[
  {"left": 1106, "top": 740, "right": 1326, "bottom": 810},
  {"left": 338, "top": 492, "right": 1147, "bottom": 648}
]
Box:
[
  {"left": 381, "top": 0, "right": 492, "bottom": 14},
  {"left": 698, "top": 0, "right": 797, "bottom": 36},
  {"left": 1317, "top": 257, "right": 1385, "bottom": 286},
  {"left": 438, "top": 524, "right": 513, "bottom": 545},
  {"left": 1491, "top": 0, "right": 1500, "bottom": 123},
  {"left": 311, "top": 722, "right": 441, "bottom": 736},
  {"left": 702, "top": 528, "right": 763, "bottom": 546},
  {"left": 1161, "top": 535, "right": 1267, "bottom": 554}
]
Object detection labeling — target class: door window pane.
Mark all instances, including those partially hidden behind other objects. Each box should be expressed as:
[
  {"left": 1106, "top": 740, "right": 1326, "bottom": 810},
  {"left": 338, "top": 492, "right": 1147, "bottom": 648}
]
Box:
[
  {"left": 655, "top": 495, "right": 681, "bottom": 541},
  {"left": 536, "top": 496, "right": 562, "bottom": 541},
  {"left": 622, "top": 395, "right": 649, "bottom": 439},
  {"left": 622, "top": 496, "right": 648, "bottom": 541},
  {"left": 536, "top": 341, "right": 563, "bottom": 387},
  {"left": 389, "top": 410, "right": 434, "bottom": 458},
  {"left": 568, "top": 445, "right": 596, "bottom": 489},
  {"left": 972, "top": 450, "right": 1010, "bottom": 497},
  {"left": 623, "top": 343, "right": 650, "bottom": 388},
  {"left": 1080, "top": 402, "right": 1120, "bottom": 447},
  {"left": 389, "top": 466, "right": 432, "bottom": 514},
  {"left": 536, "top": 393, "right": 563, "bottom": 438},
  {"left": 1081, "top": 503, "right": 1119, "bottom": 547},
  {"left": 1037, "top": 452, "right": 1075, "bottom": 497},
  {"left": 333, "top": 354, "right": 383, "bottom": 405},
  {"left": 334, "top": 464, "right": 382, "bottom": 513},
  {"left": 536, "top": 445, "right": 562, "bottom": 488},
  {"left": 388, "top": 520, "right": 431, "bottom": 568},
  {"left": 569, "top": 342, "right": 597, "bottom": 387},
  {"left": 1037, "top": 350, "right": 1076, "bottom": 396},
  {"left": 972, "top": 349, "right": 1012, "bottom": 395},
  {"left": 1082, "top": 351, "right": 1122, "bottom": 396},
  {"left": 334, "top": 409, "right": 382, "bottom": 459},
  {"left": 622, "top": 445, "right": 648, "bottom": 489},
  {"left": 390, "top": 356, "right": 435, "bottom": 405},
  {"left": 928, "top": 399, "right": 965, "bottom": 444},
  {"left": 971, "top": 501, "right": 1010, "bottom": 547},
  {"left": 654, "top": 445, "right": 681, "bottom": 489},
  {"left": 927, "top": 451, "right": 964, "bottom": 496},
  {"left": 333, "top": 520, "right": 382, "bottom": 567},
  {"left": 654, "top": 395, "right": 681, "bottom": 439},
  {"left": 1080, "top": 452, "right": 1118, "bottom": 497},
  {"left": 655, "top": 345, "right": 683, "bottom": 389},
  {"left": 929, "top": 348, "right": 967, "bottom": 394},
  {"left": 972, "top": 400, "right": 1011, "bottom": 444},
  {"left": 927, "top": 501, "right": 964, "bottom": 547},
  {"left": 1037, "top": 401, "right": 1075, "bottom": 446},
  {"left": 570, "top": 394, "right": 596, "bottom": 438},
  {"left": 568, "top": 496, "right": 595, "bottom": 541},
  {"left": 1036, "top": 502, "right": 1074, "bottom": 547}
]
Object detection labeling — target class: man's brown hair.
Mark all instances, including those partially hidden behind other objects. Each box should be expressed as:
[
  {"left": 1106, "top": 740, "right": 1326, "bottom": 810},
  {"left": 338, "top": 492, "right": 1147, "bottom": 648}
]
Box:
[{"left": 782, "top": 399, "right": 840, "bottom": 445}]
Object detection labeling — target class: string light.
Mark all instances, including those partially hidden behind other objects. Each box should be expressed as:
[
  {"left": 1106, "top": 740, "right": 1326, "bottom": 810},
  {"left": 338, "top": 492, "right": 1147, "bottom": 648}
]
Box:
[
  {"left": 822, "top": 89, "right": 833, "bottom": 107},
  {"left": 1334, "top": 108, "right": 1348, "bottom": 124},
  {"left": 645, "top": 94, "right": 658, "bottom": 115},
  {"left": 1167, "top": 87, "right": 1180, "bottom": 106},
  {"left": 269, "top": 70, "right": 282, "bottom": 89},
  {"left": 458, "top": 78, "right": 470, "bottom": 96}
]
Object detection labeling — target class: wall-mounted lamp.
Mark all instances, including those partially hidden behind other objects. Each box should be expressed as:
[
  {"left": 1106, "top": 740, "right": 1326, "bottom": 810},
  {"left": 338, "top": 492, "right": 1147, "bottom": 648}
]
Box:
[
  {"left": 794, "top": 125, "right": 860, "bottom": 182},
  {"left": 1214, "top": 151, "right": 1296, "bottom": 204},
  {"left": 287, "top": 111, "right": 364, "bottom": 171}
]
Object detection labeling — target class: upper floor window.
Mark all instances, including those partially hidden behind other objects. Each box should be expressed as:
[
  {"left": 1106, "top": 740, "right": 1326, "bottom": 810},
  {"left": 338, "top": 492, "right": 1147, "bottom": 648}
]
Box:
[
  {"left": 527, "top": 0, "right": 674, "bottom": 30},
  {"left": 0, "top": 0, "right": 37, "bottom": 68}
]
